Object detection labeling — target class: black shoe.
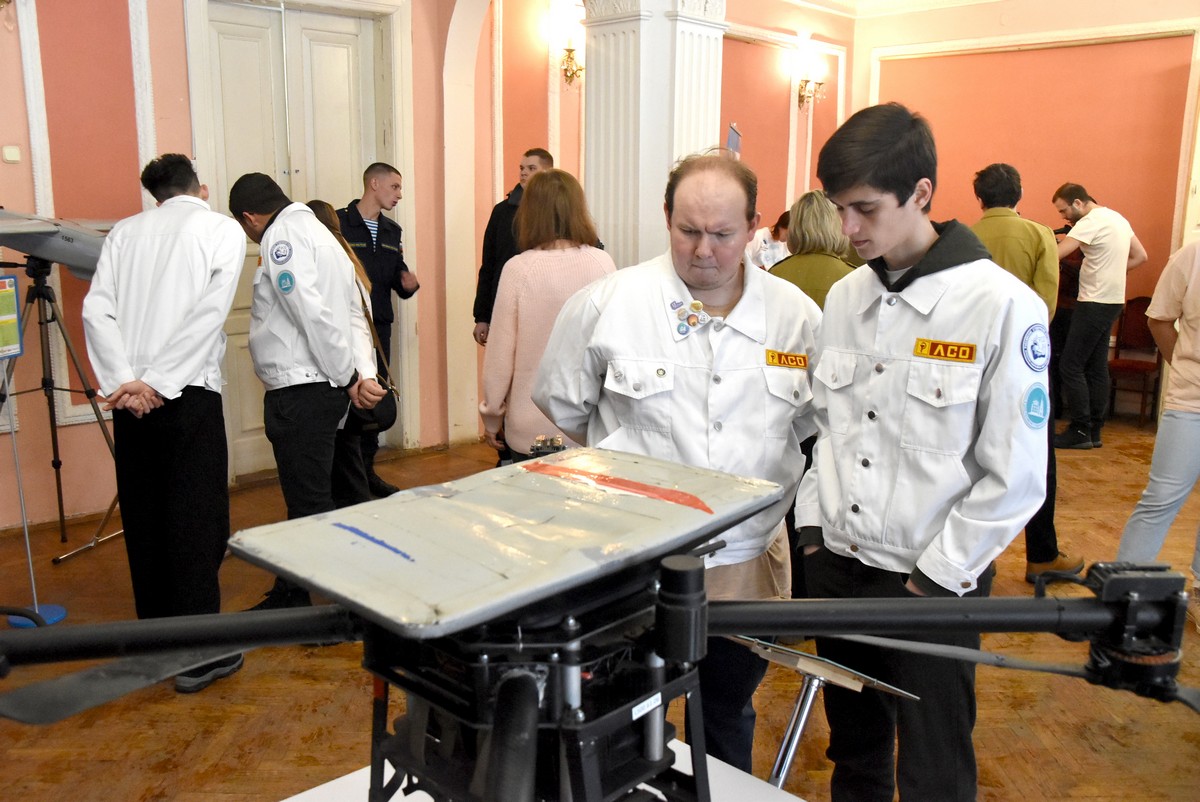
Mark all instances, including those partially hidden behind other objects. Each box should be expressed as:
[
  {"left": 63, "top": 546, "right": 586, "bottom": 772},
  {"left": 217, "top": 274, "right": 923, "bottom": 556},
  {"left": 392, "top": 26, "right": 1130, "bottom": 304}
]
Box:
[
  {"left": 1054, "top": 427, "right": 1093, "bottom": 450},
  {"left": 368, "top": 472, "right": 399, "bottom": 498},
  {"left": 245, "top": 586, "right": 311, "bottom": 611},
  {"left": 175, "top": 653, "right": 244, "bottom": 693}
]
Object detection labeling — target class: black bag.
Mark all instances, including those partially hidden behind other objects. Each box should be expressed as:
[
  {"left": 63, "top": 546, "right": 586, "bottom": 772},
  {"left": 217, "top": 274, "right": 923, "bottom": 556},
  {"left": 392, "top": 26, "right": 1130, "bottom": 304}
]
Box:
[
  {"left": 344, "top": 282, "right": 399, "bottom": 434},
  {"left": 345, "top": 377, "right": 398, "bottom": 433}
]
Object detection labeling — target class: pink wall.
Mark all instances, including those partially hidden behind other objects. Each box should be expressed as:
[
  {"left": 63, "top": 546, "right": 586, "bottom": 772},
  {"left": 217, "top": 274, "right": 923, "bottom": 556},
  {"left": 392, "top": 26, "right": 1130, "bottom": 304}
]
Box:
[
  {"left": 503, "top": 0, "right": 550, "bottom": 178},
  {"left": 1, "top": 1, "right": 147, "bottom": 532},
  {"left": 412, "top": 0, "right": 454, "bottom": 447},
  {"left": 148, "top": 0, "right": 193, "bottom": 156},
  {"left": 721, "top": 38, "right": 794, "bottom": 221},
  {"left": 878, "top": 34, "right": 1194, "bottom": 298}
]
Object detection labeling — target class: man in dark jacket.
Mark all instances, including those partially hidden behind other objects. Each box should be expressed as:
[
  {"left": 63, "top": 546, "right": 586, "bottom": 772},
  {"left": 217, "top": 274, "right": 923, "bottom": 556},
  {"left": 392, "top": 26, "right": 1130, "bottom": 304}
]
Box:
[
  {"left": 471, "top": 147, "right": 553, "bottom": 346},
  {"left": 338, "top": 162, "right": 419, "bottom": 497}
]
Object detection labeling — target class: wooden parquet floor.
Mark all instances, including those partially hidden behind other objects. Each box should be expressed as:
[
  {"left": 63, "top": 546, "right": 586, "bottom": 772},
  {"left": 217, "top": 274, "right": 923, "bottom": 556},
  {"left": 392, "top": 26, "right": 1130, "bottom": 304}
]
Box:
[{"left": 2, "top": 419, "right": 1199, "bottom": 801}]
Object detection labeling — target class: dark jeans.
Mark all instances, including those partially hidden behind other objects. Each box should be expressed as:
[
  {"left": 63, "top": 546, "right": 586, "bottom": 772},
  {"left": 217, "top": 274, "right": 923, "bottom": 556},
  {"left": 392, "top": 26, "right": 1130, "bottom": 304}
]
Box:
[
  {"left": 1060, "top": 301, "right": 1123, "bottom": 434},
  {"left": 1049, "top": 307, "right": 1073, "bottom": 418},
  {"left": 113, "top": 387, "right": 229, "bottom": 620},
  {"left": 691, "top": 635, "right": 769, "bottom": 773},
  {"left": 806, "top": 548, "right": 993, "bottom": 802},
  {"left": 360, "top": 322, "right": 392, "bottom": 471},
  {"left": 1024, "top": 375, "right": 1059, "bottom": 563},
  {"left": 265, "top": 382, "right": 368, "bottom": 520}
]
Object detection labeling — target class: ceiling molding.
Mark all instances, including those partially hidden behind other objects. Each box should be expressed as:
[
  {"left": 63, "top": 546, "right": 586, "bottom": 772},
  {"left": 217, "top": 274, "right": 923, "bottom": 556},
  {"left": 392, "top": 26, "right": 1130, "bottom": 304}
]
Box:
[{"left": 783, "top": 0, "right": 1000, "bottom": 20}]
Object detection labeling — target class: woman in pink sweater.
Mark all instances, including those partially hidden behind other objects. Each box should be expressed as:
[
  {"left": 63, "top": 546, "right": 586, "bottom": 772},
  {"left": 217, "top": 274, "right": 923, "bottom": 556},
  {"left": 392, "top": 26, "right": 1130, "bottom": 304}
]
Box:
[{"left": 479, "top": 169, "right": 616, "bottom": 460}]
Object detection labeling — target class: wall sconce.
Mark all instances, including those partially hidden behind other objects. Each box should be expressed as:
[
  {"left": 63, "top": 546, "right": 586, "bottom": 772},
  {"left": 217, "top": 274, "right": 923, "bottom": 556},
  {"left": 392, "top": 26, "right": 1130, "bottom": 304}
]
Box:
[
  {"left": 798, "top": 78, "right": 825, "bottom": 112},
  {"left": 562, "top": 47, "right": 584, "bottom": 85}
]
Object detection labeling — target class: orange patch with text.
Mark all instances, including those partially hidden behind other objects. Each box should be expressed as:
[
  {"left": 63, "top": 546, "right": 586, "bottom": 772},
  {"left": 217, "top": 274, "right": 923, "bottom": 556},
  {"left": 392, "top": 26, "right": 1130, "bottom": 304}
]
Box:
[
  {"left": 765, "top": 349, "right": 808, "bottom": 369},
  {"left": 914, "top": 338, "right": 976, "bottom": 363}
]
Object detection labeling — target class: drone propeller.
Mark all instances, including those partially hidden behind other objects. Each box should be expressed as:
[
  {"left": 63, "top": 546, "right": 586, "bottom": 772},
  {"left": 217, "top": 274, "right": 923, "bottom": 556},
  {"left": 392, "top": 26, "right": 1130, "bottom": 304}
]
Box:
[{"left": 0, "top": 646, "right": 244, "bottom": 724}]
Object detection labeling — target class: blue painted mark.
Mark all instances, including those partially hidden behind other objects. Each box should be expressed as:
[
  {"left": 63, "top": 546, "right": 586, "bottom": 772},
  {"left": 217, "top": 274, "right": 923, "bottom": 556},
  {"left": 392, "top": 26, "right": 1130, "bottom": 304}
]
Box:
[{"left": 333, "top": 522, "right": 415, "bottom": 562}]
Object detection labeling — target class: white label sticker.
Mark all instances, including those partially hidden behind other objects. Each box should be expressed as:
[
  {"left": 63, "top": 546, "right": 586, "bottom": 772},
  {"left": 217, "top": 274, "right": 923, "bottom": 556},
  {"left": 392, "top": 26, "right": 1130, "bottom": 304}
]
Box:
[{"left": 631, "top": 692, "right": 663, "bottom": 721}]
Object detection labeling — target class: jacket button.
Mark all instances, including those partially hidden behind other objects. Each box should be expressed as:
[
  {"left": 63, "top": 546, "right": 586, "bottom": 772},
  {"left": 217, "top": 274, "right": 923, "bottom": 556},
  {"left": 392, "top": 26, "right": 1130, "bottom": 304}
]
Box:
[
  {"left": 613, "top": 371, "right": 624, "bottom": 381},
  {"left": 851, "top": 503, "right": 860, "bottom": 513},
  {"left": 713, "top": 375, "right": 722, "bottom": 384},
  {"left": 874, "top": 363, "right": 885, "bottom": 373},
  {"left": 960, "top": 581, "right": 972, "bottom": 589},
  {"left": 861, "top": 458, "right": 870, "bottom": 467},
  {"left": 887, "top": 296, "right": 898, "bottom": 306},
  {"left": 714, "top": 421, "right": 723, "bottom": 432},
  {"left": 867, "top": 410, "right": 877, "bottom": 420},
  {"left": 632, "top": 382, "right": 643, "bottom": 392},
  {"left": 850, "top": 544, "right": 859, "bottom": 552}
]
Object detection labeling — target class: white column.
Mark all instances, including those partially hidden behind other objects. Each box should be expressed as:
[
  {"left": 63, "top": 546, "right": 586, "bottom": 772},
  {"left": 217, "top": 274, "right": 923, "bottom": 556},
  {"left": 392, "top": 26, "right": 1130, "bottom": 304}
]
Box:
[{"left": 583, "top": 0, "right": 727, "bottom": 269}]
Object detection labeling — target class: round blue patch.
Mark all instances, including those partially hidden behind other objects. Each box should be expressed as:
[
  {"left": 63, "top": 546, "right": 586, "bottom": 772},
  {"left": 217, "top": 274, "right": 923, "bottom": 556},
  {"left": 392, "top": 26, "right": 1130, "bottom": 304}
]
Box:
[
  {"left": 276, "top": 270, "right": 296, "bottom": 295},
  {"left": 270, "top": 240, "right": 293, "bottom": 265},
  {"left": 1021, "top": 323, "right": 1050, "bottom": 372},
  {"left": 1021, "top": 383, "right": 1050, "bottom": 429}
]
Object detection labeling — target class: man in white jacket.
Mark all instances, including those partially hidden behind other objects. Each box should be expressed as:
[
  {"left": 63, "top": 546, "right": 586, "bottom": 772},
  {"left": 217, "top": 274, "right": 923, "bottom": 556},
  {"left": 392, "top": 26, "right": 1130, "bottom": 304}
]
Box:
[
  {"left": 83, "top": 154, "right": 246, "bottom": 692},
  {"left": 534, "top": 152, "right": 821, "bottom": 773},
  {"left": 228, "top": 173, "right": 384, "bottom": 610}
]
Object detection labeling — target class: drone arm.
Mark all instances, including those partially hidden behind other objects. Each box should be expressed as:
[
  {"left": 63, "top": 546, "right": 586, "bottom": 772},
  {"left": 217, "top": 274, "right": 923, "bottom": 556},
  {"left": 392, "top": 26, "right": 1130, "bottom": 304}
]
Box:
[{"left": 0, "top": 606, "right": 360, "bottom": 670}]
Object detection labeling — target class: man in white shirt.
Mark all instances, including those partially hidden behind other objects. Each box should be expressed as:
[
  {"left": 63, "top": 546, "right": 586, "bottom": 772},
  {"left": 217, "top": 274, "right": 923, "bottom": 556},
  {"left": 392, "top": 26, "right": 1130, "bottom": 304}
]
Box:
[
  {"left": 1051, "top": 183, "right": 1147, "bottom": 449},
  {"left": 228, "top": 173, "right": 385, "bottom": 610},
  {"left": 83, "top": 154, "right": 246, "bottom": 692},
  {"left": 797, "top": 103, "right": 1047, "bottom": 801},
  {"left": 534, "top": 153, "right": 821, "bottom": 773}
]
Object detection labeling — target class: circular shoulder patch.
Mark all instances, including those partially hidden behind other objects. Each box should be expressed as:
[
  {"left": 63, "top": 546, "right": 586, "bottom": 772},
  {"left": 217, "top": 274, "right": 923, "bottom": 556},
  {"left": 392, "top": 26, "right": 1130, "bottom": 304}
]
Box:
[
  {"left": 270, "top": 240, "right": 293, "bottom": 265},
  {"left": 1021, "top": 323, "right": 1050, "bottom": 372},
  {"left": 1021, "top": 383, "right": 1050, "bottom": 430},
  {"left": 276, "top": 270, "right": 296, "bottom": 295}
]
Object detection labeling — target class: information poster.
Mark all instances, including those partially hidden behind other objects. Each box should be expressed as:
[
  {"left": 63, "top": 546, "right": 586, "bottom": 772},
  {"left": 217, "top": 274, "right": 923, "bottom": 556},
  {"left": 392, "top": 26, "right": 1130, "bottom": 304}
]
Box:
[{"left": 0, "top": 275, "right": 22, "bottom": 360}]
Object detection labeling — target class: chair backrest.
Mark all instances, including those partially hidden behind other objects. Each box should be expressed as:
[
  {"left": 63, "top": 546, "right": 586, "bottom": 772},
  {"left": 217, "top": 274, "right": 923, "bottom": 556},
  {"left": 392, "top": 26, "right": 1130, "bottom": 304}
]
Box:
[{"left": 1114, "top": 296, "right": 1156, "bottom": 353}]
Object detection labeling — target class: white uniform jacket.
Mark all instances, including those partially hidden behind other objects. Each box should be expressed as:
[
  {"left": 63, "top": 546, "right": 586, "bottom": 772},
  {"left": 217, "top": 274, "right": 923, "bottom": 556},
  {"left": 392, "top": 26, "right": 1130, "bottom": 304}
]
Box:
[
  {"left": 83, "top": 194, "right": 246, "bottom": 399},
  {"left": 249, "top": 202, "right": 374, "bottom": 390},
  {"left": 796, "top": 254, "right": 1049, "bottom": 595},
  {"left": 533, "top": 252, "right": 821, "bottom": 567}
]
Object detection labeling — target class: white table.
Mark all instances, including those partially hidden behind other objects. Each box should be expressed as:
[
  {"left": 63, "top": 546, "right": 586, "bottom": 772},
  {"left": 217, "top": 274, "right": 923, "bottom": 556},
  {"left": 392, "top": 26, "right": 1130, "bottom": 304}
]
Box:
[{"left": 284, "top": 739, "right": 803, "bottom": 800}]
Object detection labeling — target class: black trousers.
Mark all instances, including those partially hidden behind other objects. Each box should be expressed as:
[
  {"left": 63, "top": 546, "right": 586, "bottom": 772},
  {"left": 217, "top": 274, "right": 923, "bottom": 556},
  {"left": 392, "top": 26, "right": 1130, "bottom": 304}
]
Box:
[
  {"left": 264, "top": 382, "right": 369, "bottom": 521},
  {"left": 806, "top": 548, "right": 993, "bottom": 802},
  {"left": 693, "top": 635, "right": 769, "bottom": 774},
  {"left": 1060, "top": 301, "right": 1123, "bottom": 435},
  {"left": 359, "top": 322, "right": 391, "bottom": 470},
  {"left": 113, "top": 387, "right": 229, "bottom": 620}
]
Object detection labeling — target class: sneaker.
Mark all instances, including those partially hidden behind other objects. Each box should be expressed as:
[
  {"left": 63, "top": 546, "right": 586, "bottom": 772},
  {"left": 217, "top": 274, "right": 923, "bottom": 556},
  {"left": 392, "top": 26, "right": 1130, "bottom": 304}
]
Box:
[
  {"left": 367, "top": 472, "right": 400, "bottom": 498},
  {"left": 175, "top": 653, "right": 244, "bottom": 693},
  {"left": 1091, "top": 429, "right": 1103, "bottom": 448},
  {"left": 1054, "top": 427, "right": 1093, "bottom": 450},
  {"left": 1025, "top": 551, "right": 1085, "bottom": 584},
  {"left": 245, "top": 585, "right": 311, "bottom": 611}
]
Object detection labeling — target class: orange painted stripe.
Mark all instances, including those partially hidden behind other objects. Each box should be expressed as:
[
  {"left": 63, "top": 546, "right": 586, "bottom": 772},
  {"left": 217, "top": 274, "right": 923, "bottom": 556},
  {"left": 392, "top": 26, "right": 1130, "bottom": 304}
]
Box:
[{"left": 521, "top": 462, "right": 714, "bottom": 514}]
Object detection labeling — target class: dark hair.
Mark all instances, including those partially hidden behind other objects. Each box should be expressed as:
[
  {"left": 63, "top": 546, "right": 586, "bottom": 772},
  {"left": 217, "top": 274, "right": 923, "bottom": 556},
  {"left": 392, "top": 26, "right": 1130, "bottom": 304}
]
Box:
[
  {"left": 817, "top": 102, "right": 937, "bottom": 212},
  {"left": 664, "top": 150, "right": 757, "bottom": 223},
  {"left": 973, "top": 163, "right": 1022, "bottom": 209},
  {"left": 515, "top": 169, "right": 598, "bottom": 251},
  {"left": 362, "top": 162, "right": 401, "bottom": 187},
  {"left": 523, "top": 148, "right": 554, "bottom": 168},
  {"left": 228, "top": 173, "right": 290, "bottom": 219},
  {"left": 771, "top": 210, "right": 791, "bottom": 237},
  {"left": 140, "top": 154, "right": 200, "bottom": 203},
  {"left": 1052, "top": 182, "right": 1095, "bottom": 205}
]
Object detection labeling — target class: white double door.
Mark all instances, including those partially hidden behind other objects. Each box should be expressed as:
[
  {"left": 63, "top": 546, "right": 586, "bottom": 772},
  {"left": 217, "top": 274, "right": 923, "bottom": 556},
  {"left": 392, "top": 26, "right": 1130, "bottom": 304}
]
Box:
[{"left": 200, "top": 1, "right": 386, "bottom": 477}]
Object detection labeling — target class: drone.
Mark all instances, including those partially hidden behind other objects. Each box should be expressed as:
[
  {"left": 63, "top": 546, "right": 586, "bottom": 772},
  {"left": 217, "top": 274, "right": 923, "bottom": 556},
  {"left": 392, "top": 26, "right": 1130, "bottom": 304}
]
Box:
[
  {"left": 0, "top": 449, "right": 1195, "bottom": 802},
  {"left": 0, "top": 207, "right": 109, "bottom": 280}
]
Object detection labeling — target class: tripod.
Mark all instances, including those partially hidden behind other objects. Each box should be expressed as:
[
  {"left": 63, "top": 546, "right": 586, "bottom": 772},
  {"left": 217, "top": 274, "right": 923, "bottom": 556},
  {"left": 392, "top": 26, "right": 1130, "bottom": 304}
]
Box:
[{"left": 0, "top": 256, "right": 120, "bottom": 555}]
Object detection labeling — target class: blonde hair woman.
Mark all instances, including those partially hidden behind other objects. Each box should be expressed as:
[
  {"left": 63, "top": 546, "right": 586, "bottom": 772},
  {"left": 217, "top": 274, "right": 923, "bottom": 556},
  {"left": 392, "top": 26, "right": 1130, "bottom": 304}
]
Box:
[{"left": 768, "top": 190, "right": 855, "bottom": 310}]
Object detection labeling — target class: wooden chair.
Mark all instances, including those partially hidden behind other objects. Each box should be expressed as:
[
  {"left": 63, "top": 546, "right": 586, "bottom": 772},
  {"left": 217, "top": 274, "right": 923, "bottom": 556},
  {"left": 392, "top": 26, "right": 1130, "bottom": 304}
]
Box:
[{"left": 1109, "top": 296, "right": 1161, "bottom": 425}]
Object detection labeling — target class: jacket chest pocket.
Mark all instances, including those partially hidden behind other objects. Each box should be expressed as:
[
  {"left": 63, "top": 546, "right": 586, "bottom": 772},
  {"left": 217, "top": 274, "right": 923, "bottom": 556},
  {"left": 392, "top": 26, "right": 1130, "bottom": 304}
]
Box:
[
  {"left": 603, "top": 359, "right": 674, "bottom": 431},
  {"left": 900, "top": 361, "right": 981, "bottom": 455},
  {"left": 812, "top": 350, "right": 857, "bottom": 435},
  {"left": 763, "top": 365, "right": 811, "bottom": 437}
]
